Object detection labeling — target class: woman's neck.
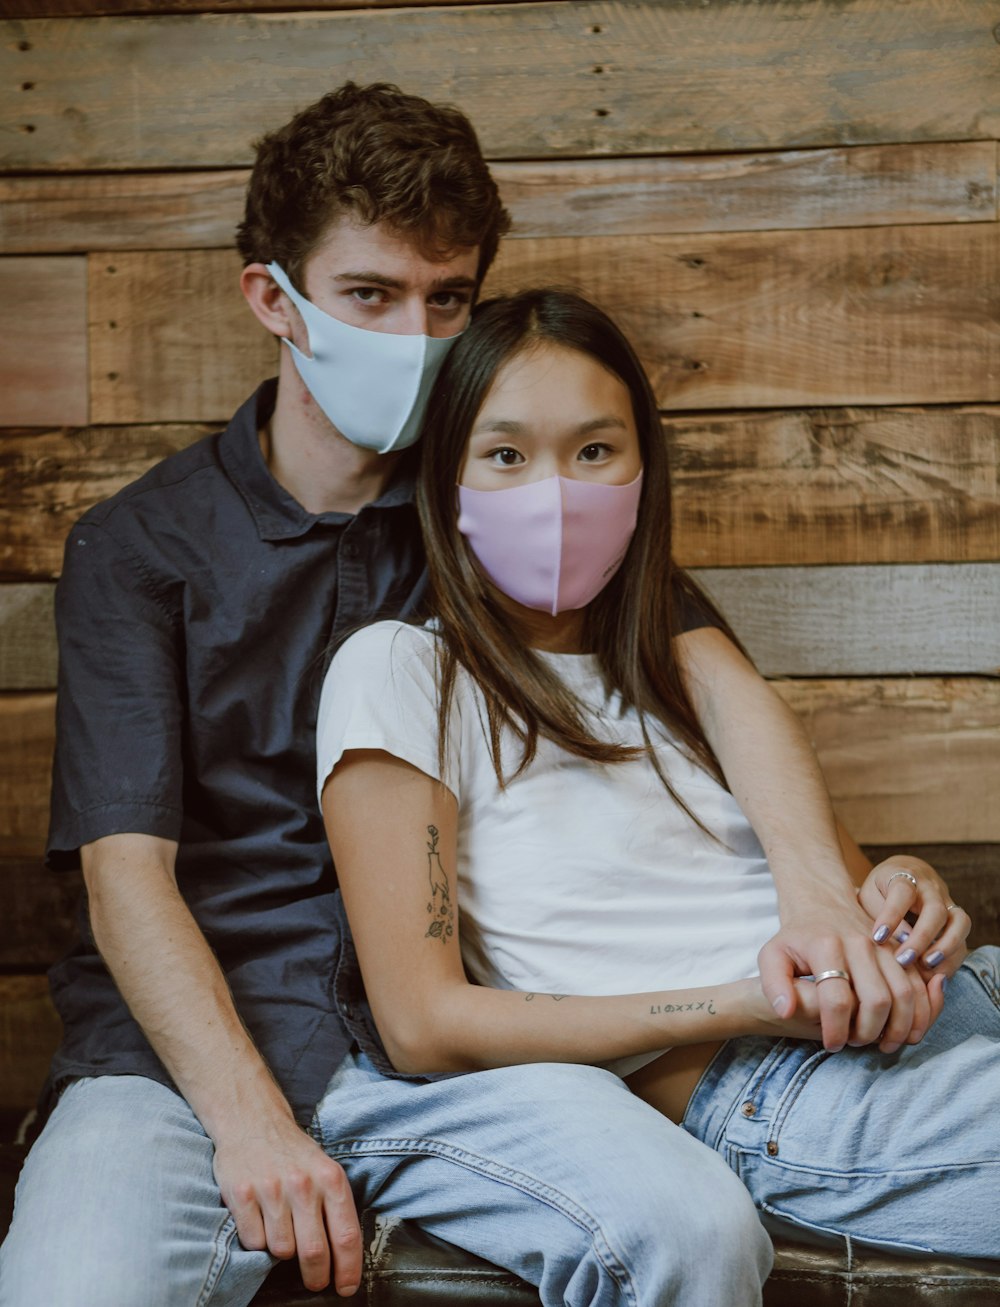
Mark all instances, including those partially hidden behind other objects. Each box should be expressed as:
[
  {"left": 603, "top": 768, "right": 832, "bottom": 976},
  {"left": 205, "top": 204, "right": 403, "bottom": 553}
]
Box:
[{"left": 501, "top": 601, "right": 588, "bottom": 654}]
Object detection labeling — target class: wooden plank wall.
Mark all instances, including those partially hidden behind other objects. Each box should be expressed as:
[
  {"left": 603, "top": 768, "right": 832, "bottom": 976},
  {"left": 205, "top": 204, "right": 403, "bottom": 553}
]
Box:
[{"left": 1, "top": 0, "right": 998, "bottom": 1115}]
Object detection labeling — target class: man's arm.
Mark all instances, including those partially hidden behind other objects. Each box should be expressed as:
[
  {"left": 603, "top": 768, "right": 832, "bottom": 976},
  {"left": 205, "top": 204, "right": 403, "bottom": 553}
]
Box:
[
  {"left": 675, "top": 625, "right": 943, "bottom": 1053},
  {"left": 82, "top": 832, "right": 362, "bottom": 1297}
]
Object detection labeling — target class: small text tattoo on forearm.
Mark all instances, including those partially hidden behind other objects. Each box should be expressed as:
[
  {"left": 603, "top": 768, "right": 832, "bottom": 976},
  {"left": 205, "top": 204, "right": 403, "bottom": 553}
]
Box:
[
  {"left": 649, "top": 1000, "right": 717, "bottom": 1015},
  {"left": 424, "top": 825, "right": 454, "bottom": 944},
  {"left": 524, "top": 993, "right": 567, "bottom": 1002}
]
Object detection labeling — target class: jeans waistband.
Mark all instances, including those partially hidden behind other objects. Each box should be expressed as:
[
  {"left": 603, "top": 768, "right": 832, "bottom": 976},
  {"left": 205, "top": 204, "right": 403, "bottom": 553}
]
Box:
[{"left": 682, "top": 1035, "right": 821, "bottom": 1151}]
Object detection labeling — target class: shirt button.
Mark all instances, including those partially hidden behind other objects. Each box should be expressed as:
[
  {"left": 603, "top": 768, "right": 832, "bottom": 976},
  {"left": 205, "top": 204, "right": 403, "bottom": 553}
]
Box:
[
  {"left": 741, "top": 1101, "right": 755, "bottom": 1117},
  {"left": 766, "top": 1141, "right": 779, "bottom": 1157}
]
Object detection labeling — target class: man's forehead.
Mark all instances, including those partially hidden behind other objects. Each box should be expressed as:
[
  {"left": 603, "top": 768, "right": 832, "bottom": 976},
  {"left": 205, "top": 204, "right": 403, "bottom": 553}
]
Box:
[{"left": 310, "top": 214, "right": 480, "bottom": 281}]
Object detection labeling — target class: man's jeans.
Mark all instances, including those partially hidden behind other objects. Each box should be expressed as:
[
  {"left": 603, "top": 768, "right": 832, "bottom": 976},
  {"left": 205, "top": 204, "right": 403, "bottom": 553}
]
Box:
[
  {"left": 684, "top": 946, "right": 1000, "bottom": 1261},
  {"left": 0, "top": 1057, "right": 769, "bottom": 1307}
]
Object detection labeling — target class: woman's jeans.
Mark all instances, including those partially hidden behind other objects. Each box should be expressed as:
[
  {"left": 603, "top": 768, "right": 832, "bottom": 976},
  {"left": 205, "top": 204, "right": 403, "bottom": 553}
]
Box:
[
  {"left": 0, "top": 1056, "right": 769, "bottom": 1307},
  {"left": 683, "top": 946, "right": 1000, "bottom": 1260}
]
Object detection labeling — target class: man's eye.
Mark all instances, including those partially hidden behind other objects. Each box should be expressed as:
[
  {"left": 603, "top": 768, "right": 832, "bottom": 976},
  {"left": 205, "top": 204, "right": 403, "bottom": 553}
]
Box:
[
  {"left": 430, "top": 292, "right": 470, "bottom": 310},
  {"left": 488, "top": 447, "right": 523, "bottom": 466},
  {"left": 351, "top": 288, "right": 385, "bottom": 304}
]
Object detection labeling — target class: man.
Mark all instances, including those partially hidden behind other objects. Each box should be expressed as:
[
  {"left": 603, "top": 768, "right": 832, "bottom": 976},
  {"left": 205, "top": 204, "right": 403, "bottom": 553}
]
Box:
[{"left": 0, "top": 81, "right": 956, "bottom": 1307}]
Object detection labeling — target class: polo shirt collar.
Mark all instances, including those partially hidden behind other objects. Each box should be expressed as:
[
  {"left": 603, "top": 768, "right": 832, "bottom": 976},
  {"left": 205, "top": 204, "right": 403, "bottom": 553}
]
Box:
[{"left": 220, "top": 379, "right": 417, "bottom": 541}]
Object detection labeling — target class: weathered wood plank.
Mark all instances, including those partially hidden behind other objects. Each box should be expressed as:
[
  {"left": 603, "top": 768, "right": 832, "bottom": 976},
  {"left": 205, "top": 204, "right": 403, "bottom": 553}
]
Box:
[
  {"left": 0, "top": 694, "right": 54, "bottom": 859},
  {"left": 0, "top": 976, "right": 61, "bottom": 1115},
  {"left": 88, "top": 252, "right": 277, "bottom": 424},
  {"left": 2, "top": 0, "right": 530, "bottom": 15},
  {"left": 1, "top": 406, "right": 996, "bottom": 580},
  {"left": 776, "top": 678, "right": 1000, "bottom": 846},
  {"left": 484, "top": 222, "right": 1000, "bottom": 409},
  {"left": 3, "top": 3, "right": 1000, "bottom": 169},
  {"left": 692, "top": 564, "right": 1000, "bottom": 678},
  {"left": 42, "top": 221, "right": 1000, "bottom": 423},
  {"left": 0, "top": 424, "right": 206, "bottom": 580},
  {"left": 0, "top": 586, "right": 56, "bottom": 690},
  {"left": 863, "top": 845, "right": 1000, "bottom": 951},
  {"left": 0, "top": 258, "right": 87, "bottom": 428},
  {"left": 667, "top": 406, "right": 1000, "bottom": 568},
  {"left": 2, "top": 141, "right": 996, "bottom": 255},
  {"left": 4, "top": 681, "right": 996, "bottom": 854},
  {"left": 0, "top": 859, "right": 80, "bottom": 968},
  {"left": 4, "top": 563, "right": 999, "bottom": 690}
]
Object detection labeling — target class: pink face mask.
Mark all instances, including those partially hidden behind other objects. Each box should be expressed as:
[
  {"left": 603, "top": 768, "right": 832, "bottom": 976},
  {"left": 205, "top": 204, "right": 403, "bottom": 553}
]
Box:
[{"left": 457, "top": 471, "right": 643, "bottom": 615}]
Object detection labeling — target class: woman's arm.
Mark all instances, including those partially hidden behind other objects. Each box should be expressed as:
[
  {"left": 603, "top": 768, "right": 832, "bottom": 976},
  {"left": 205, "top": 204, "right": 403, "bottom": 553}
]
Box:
[
  {"left": 323, "top": 749, "right": 823, "bottom": 1076},
  {"left": 674, "top": 626, "right": 947, "bottom": 1053}
]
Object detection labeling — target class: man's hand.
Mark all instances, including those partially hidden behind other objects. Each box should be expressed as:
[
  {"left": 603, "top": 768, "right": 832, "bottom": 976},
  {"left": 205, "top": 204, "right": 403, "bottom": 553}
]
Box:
[{"left": 213, "top": 1114, "right": 362, "bottom": 1296}]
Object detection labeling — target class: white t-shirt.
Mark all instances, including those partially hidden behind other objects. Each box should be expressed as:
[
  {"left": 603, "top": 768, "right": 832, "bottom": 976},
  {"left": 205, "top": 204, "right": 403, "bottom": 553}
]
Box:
[{"left": 316, "top": 620, "right": 781, "bottom": 1074}]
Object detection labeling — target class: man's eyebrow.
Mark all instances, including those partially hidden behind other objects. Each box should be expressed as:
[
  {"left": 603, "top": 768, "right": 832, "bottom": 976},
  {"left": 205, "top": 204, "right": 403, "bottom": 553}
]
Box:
[{"left": 332, "top": 270, "right": 478, "bottom": 291}]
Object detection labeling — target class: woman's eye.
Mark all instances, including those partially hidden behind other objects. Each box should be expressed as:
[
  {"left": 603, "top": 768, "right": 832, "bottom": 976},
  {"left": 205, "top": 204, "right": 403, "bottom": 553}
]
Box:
[
  {"left": 579, "top": 443, "right": 611, "bottom": 462},
  {"left": 488, "top": 447, "right": 524, "bottom": 466}
]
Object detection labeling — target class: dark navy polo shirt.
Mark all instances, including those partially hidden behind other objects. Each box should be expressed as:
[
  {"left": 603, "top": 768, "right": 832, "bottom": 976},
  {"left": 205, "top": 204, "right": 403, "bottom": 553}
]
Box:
[{"left": 45, "top": 380, "right": 428, "bottom": 1123}]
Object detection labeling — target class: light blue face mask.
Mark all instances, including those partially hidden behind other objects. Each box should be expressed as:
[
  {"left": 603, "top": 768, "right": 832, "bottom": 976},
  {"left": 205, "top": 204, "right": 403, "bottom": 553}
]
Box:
[{"left": 267, "top": 262, "right": 462, "bottom": 454}]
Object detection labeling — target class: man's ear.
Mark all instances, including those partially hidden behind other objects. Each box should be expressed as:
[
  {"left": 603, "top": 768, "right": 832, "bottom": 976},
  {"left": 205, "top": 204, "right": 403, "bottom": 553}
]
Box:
[{"left": 241, "top": 262, "right": 295, "bottom": 339}]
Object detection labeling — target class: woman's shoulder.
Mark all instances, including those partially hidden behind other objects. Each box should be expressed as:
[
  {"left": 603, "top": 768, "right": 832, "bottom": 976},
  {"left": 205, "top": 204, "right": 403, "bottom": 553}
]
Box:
[{"left": 327, "top": 619, "right": 441, "bottom": 690}]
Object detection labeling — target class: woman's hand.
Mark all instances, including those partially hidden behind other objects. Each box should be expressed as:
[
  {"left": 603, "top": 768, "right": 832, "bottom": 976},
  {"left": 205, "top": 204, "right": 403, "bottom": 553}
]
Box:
[{"left": 859, "top": 855, "right": 971, "bottom": 977}]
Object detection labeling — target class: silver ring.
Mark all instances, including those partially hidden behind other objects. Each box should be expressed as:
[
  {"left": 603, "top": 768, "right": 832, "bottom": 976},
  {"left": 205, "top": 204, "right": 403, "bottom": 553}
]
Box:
[
  {"left": 813, "top": 969, "right": 851, "bottom": 984},
  {"left": 946, "top": 903, "right": 958, "bottom": 913},
  {"left": 886, "top": 870, "right": 919, "bottom": 891}
]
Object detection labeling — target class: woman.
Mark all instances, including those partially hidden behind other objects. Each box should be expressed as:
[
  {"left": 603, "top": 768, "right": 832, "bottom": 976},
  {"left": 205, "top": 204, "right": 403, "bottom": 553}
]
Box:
[{"left": 317, "top": 289, "right": 995, "bottom": 1259}]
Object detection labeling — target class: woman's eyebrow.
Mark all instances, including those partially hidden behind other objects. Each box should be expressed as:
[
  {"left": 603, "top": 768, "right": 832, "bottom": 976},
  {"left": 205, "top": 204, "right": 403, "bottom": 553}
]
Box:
[{"left": 470, "top": 418, "right": 526, "bottom": 435}]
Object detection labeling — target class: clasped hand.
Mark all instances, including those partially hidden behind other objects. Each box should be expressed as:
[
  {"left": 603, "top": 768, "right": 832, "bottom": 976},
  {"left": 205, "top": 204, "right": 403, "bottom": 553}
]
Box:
[{"left": 758, "top": 856, "right": 971, "bottom": 1054}]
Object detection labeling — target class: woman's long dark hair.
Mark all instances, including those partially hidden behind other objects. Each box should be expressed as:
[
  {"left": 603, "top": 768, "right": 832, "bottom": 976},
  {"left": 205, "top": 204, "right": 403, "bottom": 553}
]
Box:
[{"left": 416, "top": 288, "right": 745, "bottom": 819}]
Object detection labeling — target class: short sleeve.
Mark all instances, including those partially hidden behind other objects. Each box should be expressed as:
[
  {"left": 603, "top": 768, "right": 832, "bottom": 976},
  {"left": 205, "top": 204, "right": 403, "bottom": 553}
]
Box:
[
  {"left": 316, "top": 621, "right": 460, "bottom": 804},
  {"left": 46, "top": 521, "right": 185, "bottom": 869},
  {"left": 673, "top": 570, "right": 726, "bottom": 635}
]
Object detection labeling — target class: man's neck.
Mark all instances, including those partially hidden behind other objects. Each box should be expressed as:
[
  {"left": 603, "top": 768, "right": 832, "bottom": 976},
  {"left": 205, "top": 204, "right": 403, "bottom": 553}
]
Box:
[{"left": 262, "top": 367, "right": 402, "bottom": 516}]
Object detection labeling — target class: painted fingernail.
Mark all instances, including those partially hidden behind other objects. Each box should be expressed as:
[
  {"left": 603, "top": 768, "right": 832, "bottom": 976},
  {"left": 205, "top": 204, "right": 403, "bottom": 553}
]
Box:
[
  {"left": 896, "top": 948, "right": 916, "bottom": 966},
  {"left": 941, "top": 977, "right": 949, "bottom": 995},
  {"left": 771, "top": 994, "right": 789, "bottom": 1015},
  {"left": 895, "top": 929, "right": 910, "bottom": 943},
  {"left": 872, "top": 925, "right": 890, "bottom": 943},
  {"left": 925, "top": 950, "right": 944, "bottom": 967}
]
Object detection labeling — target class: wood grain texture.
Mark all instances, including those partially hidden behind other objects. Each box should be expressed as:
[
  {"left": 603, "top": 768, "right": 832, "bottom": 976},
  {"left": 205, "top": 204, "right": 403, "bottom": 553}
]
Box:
[
  {"left": 3, "top": 2, "right": 1000, "bottom": 169},
  {"left": 35, "top": 222, "right": 997, "bottom": 426},
  {"left": 4, "top": 681, "right": 996, "bottom": 854},
  {"left": 1, "top": 406, "right": 996, "bottom": 581},
  {"left": 484, "top": 222, "right": 1000, "bottom": 409},
  {"left": 0, "top": 424, "right": 206, "bottom": 579},
  {"left": 775, "top": 678, "right": 1000, "bottom": 845},
  {"left": 0, "top": 859, "right": 80, "bottom": 968},
  {"left": 667, "top": 406, "right": 1000, "bottom": 568},
  {"left": 88, "top": 252, "right": 277, "bottom": 423},
  {"left": 0, "top": 587, "right": 56, "bottom": 689},
  {"left": 0, "top": 694, "right": 54, "bottom": 859},
  {"left": 0, "top": 258, "right": 88, "bottom": 428},
  {"left": 691, "top": 564, "right": 1000, "bottom": 678},
  {"left": 0, "top": 977, "right": 61, "bottom": 1114},
  {"left": 2, "top": 141, "right": 995, "bottom": 255},
  {"left": 1, "top": 0, "right": 532, "bottom": 15},
  {"left": 4, "top": 563, "right": 999, "bottom": 690}
]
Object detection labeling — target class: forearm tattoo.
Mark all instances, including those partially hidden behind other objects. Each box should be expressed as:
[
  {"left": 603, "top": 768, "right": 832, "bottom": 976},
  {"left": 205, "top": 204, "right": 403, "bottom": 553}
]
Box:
[
  {"left": 649, "top": 1000, "right": 717, "bottom": 1015},
  {"left": 424, "top": 825, "right": 454, "bottom": 944}
]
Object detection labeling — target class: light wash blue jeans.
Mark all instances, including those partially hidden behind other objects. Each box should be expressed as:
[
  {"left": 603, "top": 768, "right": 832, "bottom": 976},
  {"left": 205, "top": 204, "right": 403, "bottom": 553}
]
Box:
[
  {"left": 683, "top": 947, "right": 1000, "bottom": 1261},
  {"left": 0, "top": 1056, "right": 769, "bottom": 1307}
]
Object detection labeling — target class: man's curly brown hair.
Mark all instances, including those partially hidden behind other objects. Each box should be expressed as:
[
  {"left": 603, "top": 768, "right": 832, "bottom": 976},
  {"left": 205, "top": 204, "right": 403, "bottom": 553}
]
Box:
[{"left": 236, "top": 82, "right": 510, "bottom": 290}]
